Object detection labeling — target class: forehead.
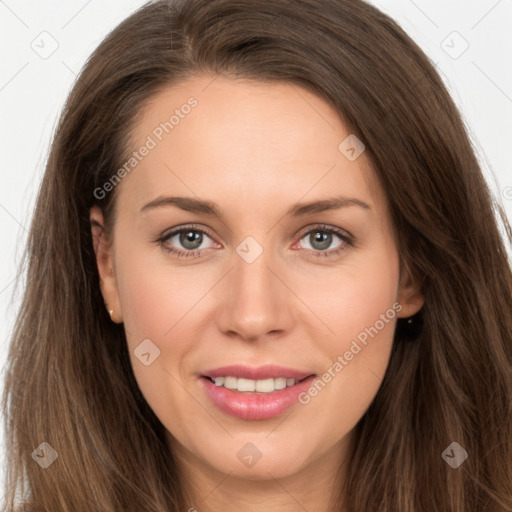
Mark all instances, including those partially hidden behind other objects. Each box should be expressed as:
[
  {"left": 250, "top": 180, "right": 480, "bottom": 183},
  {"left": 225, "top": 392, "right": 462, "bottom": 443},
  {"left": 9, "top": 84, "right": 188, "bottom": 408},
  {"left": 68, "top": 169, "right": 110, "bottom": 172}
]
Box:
[{"left": 117, "top": 74, "right": 384, "bottom": 216}]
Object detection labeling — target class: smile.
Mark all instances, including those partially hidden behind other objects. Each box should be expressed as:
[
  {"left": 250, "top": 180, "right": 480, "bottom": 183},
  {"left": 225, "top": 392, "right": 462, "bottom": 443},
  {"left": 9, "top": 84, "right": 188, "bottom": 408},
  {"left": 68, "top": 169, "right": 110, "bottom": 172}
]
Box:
[
  {"left": 204, "top": 375, "right": 310, "bottom": 393},
  {"left": 200, "top": 372, "right": 317, "bottom": 420}
]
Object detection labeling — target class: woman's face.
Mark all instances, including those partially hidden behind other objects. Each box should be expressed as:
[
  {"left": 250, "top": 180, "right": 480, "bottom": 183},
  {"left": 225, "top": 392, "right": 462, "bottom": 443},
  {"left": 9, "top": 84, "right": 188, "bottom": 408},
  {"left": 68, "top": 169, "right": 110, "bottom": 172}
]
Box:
[{"left": 91, "top": 75, "right": 423, "bottom": 484}]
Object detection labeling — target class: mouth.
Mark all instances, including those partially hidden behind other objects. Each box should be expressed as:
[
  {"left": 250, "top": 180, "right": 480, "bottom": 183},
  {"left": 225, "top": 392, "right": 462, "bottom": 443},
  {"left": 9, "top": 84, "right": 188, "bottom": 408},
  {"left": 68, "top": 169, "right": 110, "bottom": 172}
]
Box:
[
  {"left": 202, "top": 374, "right": 314, "bottom": 394},
  {"left": 200, "top": 370, "right": 317, "bottom": 420}
]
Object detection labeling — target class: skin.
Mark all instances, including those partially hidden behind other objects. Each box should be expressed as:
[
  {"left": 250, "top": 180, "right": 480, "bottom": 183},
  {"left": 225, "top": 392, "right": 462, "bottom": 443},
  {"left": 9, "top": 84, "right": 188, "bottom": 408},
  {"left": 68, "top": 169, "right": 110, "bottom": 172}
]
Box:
[{"left": 91, "top": 75, "right": 424, "bottom": 512}]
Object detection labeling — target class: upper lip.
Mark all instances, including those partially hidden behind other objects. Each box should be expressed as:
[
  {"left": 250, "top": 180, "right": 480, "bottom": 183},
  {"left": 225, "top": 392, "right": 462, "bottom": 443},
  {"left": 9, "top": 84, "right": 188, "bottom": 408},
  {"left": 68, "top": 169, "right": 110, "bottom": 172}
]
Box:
[{"left": 202, "top": 365, "right": 315, "bottom": 381}]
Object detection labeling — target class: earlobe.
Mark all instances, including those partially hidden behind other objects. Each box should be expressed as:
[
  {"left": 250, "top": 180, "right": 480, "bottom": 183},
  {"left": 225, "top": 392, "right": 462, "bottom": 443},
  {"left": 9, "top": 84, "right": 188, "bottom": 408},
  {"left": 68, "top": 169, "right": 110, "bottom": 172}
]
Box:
[
  {"left": 90, "top": 206, "right": 123, "bottom": 323},
  {"left": 396, "top": 260, "right": 425, "bottom": 319}
]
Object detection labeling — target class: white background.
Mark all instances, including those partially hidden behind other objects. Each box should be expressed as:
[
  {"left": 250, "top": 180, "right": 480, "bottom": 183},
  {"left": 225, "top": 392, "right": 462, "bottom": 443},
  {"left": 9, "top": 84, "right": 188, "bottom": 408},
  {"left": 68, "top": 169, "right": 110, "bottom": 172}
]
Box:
[{"left": 1, "top": 0, "right": 511, "bottom": 497}]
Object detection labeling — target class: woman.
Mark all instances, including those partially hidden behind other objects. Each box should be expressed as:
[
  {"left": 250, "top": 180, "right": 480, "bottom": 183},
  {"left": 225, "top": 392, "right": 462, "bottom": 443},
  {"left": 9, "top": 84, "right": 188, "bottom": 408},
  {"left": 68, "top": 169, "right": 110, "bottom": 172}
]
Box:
[{"left": 3, "top": 0, "right": 511, "bottom": 511}]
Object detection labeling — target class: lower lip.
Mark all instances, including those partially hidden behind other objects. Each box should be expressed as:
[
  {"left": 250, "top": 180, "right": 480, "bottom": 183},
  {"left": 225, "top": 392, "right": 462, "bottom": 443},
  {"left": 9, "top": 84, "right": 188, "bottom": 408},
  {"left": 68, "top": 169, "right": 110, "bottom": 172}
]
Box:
[{"left": 200, "top": 375, "right": 316, "bottom": 420}]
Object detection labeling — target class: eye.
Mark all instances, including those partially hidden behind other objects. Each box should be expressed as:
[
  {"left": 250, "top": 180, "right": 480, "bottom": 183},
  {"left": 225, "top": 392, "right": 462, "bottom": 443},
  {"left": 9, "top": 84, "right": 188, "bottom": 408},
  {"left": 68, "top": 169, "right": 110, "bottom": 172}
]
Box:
[
  {"left": 295, "top": 224, "right": 354, "bottom": 258},
  {"left": 156, "top": 224, "right": 219, "bottom": 259},
  {"left": 155, "top": 223, "right": 354, "bottom": 260}
]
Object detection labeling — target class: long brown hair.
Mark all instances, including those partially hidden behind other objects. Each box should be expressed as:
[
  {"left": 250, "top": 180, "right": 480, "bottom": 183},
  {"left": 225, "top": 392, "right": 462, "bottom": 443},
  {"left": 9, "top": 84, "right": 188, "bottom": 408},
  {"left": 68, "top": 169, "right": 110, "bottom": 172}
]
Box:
[{"left": 3, "top": 0, "right": 512, "bottom": 510}]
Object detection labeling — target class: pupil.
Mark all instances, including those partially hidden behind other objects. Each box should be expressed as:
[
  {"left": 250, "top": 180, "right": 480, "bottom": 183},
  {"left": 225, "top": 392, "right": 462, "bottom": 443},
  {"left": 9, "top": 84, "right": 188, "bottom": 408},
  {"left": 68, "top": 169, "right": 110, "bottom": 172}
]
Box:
[
  {"left": 181, "top": 230, "right": 202, "bottom": 249},
  {"left": 312, "top": 231, "right": 331, "bottom": 250}
]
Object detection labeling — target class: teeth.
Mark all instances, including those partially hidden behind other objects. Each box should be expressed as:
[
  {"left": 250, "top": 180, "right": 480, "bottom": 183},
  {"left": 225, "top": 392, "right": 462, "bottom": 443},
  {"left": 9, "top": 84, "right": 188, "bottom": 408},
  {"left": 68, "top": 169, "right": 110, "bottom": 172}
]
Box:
[
  {"left": 210, "top": 376, "right": 300, "bottom": 393},
  {"left": 237, "top": 378, "right": 256, "bottom": 392},
  {"left": 224, "top": 376, "right": 237, "bottom": 389},
  {"left": 274, "top": 377, "right": 287, "bottom": 390}
]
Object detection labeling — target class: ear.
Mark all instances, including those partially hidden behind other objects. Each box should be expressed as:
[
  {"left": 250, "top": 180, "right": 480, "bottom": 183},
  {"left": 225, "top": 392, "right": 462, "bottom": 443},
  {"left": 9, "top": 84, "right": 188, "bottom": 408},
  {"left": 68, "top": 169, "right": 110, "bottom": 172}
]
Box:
[
  {"left": 90, "top": 205, "right": 123, "bottom": 323},
  {"left": 396, "top": 259, "right": 424, "bottom": 318}
]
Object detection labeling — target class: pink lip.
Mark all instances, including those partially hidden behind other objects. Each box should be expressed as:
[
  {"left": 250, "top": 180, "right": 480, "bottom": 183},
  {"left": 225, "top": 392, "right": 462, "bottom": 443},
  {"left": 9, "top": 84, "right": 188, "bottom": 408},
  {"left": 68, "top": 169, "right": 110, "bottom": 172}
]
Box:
[
  {"left": 200, "top": 368, "right": 316, "bottom": 421},
  {"left": 202, "top": 364, "right": 313, "bottom": 381}
]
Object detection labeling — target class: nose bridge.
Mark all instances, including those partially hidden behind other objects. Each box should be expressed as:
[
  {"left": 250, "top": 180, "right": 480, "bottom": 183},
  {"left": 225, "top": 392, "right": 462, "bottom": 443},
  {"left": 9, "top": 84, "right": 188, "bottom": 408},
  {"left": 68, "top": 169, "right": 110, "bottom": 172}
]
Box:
[
  {"left": 233, "top": 233, "right": 279, "bottom": 310},
  {"left": 216, "top": 233, "right": 289, "bottom": 340}
]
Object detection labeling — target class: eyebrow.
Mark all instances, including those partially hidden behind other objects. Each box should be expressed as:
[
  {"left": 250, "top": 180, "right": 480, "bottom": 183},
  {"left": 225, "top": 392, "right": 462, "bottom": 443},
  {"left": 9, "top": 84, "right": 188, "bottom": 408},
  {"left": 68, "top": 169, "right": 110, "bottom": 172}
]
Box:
[{"left": 140, "top": 195, "right": 371, "bottom": 218}]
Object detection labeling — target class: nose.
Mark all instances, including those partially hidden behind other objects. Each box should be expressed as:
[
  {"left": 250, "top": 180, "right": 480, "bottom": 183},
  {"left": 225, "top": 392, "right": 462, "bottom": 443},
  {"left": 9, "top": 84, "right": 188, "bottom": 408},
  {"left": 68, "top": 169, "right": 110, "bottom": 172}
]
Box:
[{"left": 215, "top": 241, "right": 295, "bottom": 342}]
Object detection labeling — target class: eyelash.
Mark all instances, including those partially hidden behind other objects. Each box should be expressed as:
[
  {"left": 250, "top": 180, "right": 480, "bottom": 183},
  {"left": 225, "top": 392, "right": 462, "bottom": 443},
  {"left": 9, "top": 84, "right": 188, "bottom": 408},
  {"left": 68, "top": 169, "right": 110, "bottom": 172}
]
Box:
[{"left": 155, "top": 223, "right": 355, "bottom": 260}]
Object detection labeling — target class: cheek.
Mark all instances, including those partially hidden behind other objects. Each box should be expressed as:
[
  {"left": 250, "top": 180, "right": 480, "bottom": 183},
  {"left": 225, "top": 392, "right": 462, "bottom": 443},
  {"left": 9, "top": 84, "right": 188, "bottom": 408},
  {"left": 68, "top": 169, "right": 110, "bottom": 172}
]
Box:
[
  {"left": 115, "top": 247, "right": 210, "bottom": 343},
  {"left": 114, "top": 255, "right": 205, "bottom": 434},
  {"left": 295, "top": 243, "right": 400, "bottom": 434},
  {"left": 113, "top": 249, "right": 209, "bottom": 411},
  {"left": 297, "top": 234, "right": 400, "bottom": 344}
]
